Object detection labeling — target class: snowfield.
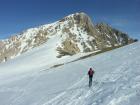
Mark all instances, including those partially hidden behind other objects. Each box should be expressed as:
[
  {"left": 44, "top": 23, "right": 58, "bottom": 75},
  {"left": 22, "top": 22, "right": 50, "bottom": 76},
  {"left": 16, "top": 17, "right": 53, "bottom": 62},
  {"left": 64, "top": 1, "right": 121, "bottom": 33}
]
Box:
[{"left": 0, "top": 41, "right": 140, "bottom": 105}]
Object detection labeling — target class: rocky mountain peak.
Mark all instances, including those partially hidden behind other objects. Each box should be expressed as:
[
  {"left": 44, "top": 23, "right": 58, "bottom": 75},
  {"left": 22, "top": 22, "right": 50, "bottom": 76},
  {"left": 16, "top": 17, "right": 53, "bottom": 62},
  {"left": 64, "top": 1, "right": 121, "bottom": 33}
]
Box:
[
  {"left": 59, "top": 12, "right": 89, "bottom": 22},
  {"left": 0, "top": 12, "right": 136, "bottom": 62}
]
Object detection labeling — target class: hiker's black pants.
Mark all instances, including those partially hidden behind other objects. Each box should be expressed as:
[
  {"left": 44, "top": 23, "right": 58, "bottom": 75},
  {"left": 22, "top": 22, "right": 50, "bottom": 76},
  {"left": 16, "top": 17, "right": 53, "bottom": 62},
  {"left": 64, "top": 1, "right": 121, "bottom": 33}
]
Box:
[{"left": 89, "top": 76, "right": 93, "bottom": 87}]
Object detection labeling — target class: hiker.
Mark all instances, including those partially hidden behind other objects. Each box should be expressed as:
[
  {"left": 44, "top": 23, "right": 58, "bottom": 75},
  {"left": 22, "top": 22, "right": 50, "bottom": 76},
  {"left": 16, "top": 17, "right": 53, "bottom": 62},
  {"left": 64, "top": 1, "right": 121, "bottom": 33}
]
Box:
[{"left": 88, "top": 67, "right": 94, "bottom": 87}]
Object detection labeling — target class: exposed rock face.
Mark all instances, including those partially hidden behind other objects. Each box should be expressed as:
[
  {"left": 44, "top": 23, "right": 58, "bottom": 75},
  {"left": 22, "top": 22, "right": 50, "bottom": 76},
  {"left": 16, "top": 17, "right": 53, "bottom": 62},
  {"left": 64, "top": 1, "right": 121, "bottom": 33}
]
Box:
[
  {"left": 0, "top": 12, "right": 136, "bottom": 62},
  {"left": 95, "top": 23, "right": 134, "bottom": 47},
  {"left": 73, "top": 13, "right": 98, "bottom": 36},
  {"left": 57, "top": 39, "right": 80, "bottom": 57}
]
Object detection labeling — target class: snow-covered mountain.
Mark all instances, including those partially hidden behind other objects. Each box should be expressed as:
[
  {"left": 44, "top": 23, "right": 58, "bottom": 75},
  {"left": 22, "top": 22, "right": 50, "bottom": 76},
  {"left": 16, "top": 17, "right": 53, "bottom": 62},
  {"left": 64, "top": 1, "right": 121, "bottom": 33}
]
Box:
[
  {"left": 0, "top": 12, "right": 136, "bottom": 62},
  {"left": 0, "top": 37, "right": 140, "bottom": 105}
]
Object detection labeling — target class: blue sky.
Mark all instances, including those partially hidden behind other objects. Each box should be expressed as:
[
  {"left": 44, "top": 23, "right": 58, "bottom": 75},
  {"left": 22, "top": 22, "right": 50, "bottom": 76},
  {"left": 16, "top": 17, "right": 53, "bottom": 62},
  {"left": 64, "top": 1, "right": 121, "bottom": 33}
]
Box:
[{"left": 0, "top": 0, "right": 140, "bottom": 39}]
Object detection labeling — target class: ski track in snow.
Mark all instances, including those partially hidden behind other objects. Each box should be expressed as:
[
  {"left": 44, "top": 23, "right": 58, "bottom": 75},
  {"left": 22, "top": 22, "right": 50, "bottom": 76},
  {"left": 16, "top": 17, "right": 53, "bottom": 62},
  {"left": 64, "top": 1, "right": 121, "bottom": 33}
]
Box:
[{"left": 0, "top": 42, "right": 140, "bottom": 105}]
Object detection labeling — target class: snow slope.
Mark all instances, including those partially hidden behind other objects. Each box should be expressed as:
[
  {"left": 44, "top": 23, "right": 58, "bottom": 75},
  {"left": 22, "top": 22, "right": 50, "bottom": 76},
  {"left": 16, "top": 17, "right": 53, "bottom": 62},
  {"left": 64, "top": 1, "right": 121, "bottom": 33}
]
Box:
[{"left": 0, "top": 41, "right": 140, "bottom": 105}]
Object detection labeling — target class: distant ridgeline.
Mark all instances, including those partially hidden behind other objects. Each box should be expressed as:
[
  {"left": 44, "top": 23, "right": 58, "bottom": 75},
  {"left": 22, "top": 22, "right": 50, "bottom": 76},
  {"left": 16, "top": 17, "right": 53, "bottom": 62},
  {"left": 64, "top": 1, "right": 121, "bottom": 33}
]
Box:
[{"left": 0, "top": 12, "right": 138, "bottom": 63}]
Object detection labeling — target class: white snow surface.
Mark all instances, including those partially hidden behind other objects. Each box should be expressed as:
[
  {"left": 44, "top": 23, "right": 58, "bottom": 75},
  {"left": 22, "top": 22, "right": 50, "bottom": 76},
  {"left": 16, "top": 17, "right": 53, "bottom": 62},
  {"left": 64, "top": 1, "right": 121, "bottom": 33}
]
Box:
[{"left": 0, "top": 41, "right": 140, "bottom": 105}]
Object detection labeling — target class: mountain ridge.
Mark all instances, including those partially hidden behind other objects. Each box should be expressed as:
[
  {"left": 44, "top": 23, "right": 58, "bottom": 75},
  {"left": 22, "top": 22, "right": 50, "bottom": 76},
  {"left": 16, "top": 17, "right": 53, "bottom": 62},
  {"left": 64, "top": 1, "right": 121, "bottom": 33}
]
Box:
[{"left": 0, "top": 12, "right": 137, "bottom": 62}]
